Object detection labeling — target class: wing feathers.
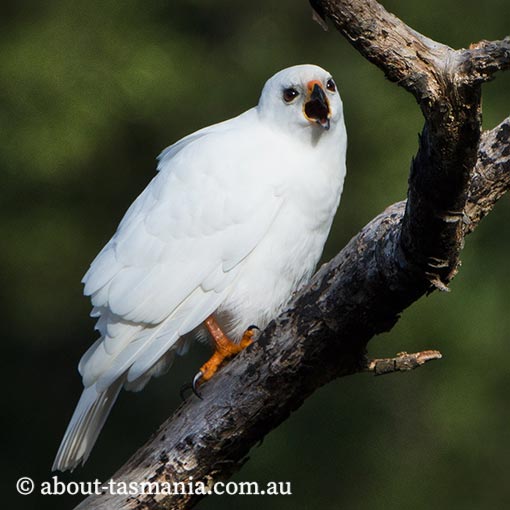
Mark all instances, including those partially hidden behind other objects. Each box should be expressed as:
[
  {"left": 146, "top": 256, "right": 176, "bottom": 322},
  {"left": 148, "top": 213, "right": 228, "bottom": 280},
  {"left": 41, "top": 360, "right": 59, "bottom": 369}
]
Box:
[
  {"left": 82, "top": 243, "right": 118, "bottom": 297},
  {"left": 126, "top": 287, "right": 225, "bottom": 383},
  {"left": 79, "top": 112, "right": 282, "bottom": 395}
]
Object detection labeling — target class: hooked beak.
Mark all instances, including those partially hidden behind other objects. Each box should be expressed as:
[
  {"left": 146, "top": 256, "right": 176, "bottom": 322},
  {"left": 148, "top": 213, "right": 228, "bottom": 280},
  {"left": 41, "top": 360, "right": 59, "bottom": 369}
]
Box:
[{"left": 303, "top": 81, "right": 330, "bottom": 130}]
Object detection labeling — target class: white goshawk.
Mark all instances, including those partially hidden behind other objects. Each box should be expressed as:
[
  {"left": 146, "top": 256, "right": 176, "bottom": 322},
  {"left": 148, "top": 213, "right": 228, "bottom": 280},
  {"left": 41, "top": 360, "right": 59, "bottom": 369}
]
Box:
[{"left": 53, "top": 64, "right": 348, "bottom": 472}]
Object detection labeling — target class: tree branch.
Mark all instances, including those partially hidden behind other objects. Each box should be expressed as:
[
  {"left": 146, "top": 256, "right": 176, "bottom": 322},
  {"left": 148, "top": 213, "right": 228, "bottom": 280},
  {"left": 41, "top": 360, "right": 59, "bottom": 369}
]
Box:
[
  {"left": 312, "top": 0, "right": 507, "bottom": 291},
  {"left": 75, "top": 2, "right": 510, "bottom": 509},
  {"left": 462, "top": 38, "right": 510, "bottom": 84},
  {"left": 365, "top": 350, "right": 443, "bottom": 376},
  {"left": 464, "top": 119, "right": 510, "bottom": 232}
]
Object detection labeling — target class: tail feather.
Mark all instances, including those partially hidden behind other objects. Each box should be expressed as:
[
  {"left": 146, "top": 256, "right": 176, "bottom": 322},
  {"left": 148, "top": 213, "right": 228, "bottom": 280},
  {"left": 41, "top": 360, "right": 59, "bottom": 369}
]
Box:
[{"left": 52, "top": 379, "right": 123, "bottom": 472}]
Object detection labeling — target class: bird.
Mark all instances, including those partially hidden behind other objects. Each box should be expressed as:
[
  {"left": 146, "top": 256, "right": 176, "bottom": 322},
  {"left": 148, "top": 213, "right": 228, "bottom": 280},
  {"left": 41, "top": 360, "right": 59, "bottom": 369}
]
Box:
[{"left": 52, "top": 64, "right": 348, "bottom": 472}]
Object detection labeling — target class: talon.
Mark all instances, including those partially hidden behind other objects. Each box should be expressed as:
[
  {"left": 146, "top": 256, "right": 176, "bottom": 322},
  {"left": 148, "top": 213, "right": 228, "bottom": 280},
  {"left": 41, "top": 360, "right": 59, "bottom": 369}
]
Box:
[
  {"left": 192, "top": 371, "right": 204, "bottom": 400},
  {"left": 239, "top": 326, "right": 257, "bottom": 348},
  {"left": 191, "top": 371, "right": 204, "bottom": 400}
]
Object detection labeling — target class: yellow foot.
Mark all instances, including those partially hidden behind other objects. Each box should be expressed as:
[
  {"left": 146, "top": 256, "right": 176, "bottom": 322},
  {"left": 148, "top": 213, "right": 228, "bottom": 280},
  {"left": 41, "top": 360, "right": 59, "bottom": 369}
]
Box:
[{"left": 191, "top": 317, "right": 257, "bottom": 398}]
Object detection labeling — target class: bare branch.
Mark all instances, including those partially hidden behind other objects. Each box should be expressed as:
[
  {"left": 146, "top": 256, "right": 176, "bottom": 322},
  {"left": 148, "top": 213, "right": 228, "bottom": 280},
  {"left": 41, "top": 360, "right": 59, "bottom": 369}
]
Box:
[
  {"left": 310, "top": 0, "right": 451, "bottom": 102},
  {"left": 464, "top": 117, "right": 510, "bottom": 232},
  {"left": 462, "top": 37, "right": 510, "bottom": 84},
  {"left": 365, "top": 350, "right": 443, "bottom": 376},
  {"left": 311, "top": 2, "right": 510, "bottom": 101},
  {"left": 310, "top": 2, "right": 508, "bottom": 291}
]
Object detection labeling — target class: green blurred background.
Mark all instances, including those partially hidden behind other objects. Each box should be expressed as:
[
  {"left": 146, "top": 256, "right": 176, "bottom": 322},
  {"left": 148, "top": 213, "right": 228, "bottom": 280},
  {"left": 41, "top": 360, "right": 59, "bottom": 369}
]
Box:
[{"left": 3, "top": 0, "right": 509, "bottom": 508}]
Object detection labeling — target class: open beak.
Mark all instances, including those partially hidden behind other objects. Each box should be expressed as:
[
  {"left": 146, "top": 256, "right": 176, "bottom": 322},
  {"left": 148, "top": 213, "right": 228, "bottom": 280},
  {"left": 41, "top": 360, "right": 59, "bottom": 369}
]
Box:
[{"left": 303, "top": 81, "right": 330, "bottom": 130}]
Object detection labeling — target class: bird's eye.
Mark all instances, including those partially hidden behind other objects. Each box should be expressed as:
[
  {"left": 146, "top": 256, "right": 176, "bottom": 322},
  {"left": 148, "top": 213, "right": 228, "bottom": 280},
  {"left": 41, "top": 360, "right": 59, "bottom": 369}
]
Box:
[
  {"left": 326, "top": 79, "right": 336, "bottom": 92},
  {"left": 283, "top": 87, "right": 299, "bottom": 103}
]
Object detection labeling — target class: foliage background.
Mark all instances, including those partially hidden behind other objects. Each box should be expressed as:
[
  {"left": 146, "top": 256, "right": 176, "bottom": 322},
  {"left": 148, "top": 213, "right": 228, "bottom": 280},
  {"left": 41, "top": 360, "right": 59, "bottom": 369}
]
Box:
[{"left": 3, "top": 1, "right": 509, "bottom": 508}]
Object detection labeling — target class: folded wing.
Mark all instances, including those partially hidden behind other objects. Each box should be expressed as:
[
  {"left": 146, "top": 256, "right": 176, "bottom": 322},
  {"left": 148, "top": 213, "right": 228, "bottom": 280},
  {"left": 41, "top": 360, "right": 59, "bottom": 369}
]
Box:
[{"left": 81, "top": 117, "right": 282, "bottom": 391}]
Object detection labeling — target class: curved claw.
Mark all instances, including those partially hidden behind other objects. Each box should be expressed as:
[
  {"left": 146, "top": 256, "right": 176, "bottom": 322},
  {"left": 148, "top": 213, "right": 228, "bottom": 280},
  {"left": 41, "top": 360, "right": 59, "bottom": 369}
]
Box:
[
  {"left": 247, "top": 324, "right": 260, "bottom": 331},
  {"left": 192, "top": 371, "right": 204, "bottom": 400}
]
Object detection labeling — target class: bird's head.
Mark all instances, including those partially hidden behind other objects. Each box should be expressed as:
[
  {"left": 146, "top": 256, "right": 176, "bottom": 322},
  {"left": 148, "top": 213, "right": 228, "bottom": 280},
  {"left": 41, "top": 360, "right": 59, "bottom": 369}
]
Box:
[{"left": 257, "top": 64, "right": 344, "bottom": 139}]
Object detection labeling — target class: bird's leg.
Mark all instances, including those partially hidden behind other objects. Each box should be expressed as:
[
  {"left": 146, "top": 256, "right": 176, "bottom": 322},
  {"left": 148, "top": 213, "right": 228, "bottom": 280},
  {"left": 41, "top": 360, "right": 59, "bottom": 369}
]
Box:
[{"left": 192, "top": 316, "right": 256, "bottom": 398}]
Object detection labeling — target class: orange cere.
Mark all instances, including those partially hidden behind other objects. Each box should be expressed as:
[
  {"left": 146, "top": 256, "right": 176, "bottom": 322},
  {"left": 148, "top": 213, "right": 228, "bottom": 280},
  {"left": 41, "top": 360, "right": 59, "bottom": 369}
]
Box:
[{"left": 306, "top": 79, "right": 323, "bottom": 92}]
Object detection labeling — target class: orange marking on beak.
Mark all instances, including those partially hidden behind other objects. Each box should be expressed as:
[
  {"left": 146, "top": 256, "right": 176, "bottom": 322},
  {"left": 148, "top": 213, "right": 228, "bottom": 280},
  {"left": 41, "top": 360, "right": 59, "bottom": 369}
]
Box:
[
  {"left": 307, "top": 80, "right": 323, "bottom": 92},
  {"left": 303, "top": 81, "right": 331, "bottom": 129}
]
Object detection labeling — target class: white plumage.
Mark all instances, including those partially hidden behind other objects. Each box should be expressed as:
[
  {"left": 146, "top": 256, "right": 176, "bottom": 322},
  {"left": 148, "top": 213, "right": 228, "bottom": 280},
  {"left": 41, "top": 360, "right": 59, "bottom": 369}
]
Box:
[{"left": 53, "top": 64, "right": 347, "bottom": 471}]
